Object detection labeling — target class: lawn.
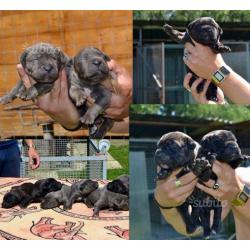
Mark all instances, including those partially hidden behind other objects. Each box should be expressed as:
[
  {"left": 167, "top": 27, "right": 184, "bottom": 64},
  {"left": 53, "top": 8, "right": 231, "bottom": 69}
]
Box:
[{"left": 107, "top": 143, "right": 129, "bottom": 180}]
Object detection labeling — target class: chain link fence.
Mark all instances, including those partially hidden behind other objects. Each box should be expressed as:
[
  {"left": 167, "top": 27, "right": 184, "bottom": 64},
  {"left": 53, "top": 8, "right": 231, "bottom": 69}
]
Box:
[{"left": 20, "top": 139, "right": 107, "bottom": 180}]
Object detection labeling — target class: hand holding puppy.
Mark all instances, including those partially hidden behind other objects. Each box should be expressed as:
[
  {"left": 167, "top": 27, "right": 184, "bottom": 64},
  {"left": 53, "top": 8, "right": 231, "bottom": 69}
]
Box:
[
  {"left": 154, "top": 169, "right": 198, "bottom": 208},
  {"left": 183, "top": 73, "right": 225, "bottom": 104},
  {"left": 17, "top": 65, "right": 82, "bottom": 130}
]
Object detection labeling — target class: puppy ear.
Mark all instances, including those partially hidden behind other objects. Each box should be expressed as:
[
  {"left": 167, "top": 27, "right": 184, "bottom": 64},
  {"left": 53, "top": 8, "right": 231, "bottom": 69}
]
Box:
[
  {"left": 20, "top": 48, "right": 29, "bottom": 67},
  {"left": 107, "top": 182, "right": 114, "bottom": 191},
  {"left": 103, "top": 53, "right": 111, "bottom": 62},
  {"left": 214, "top": 43, "right": 231, "bottom": 53},
  {"left": 93, "top": 47, "right": 111, "bottom": 61},
  {"left": 59, "top": 51, "right": 68, "bottom": 69}
]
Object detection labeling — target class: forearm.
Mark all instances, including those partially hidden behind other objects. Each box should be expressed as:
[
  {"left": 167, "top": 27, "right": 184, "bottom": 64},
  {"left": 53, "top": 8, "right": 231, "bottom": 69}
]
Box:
[
  {"left": 232, "top": 201, "right": 250, "bottom": 240},
  {"left": 231, "top": 168, "right": 250, "bottom": 240},
  {"left": 220, "top": 71, "right": 250, "bottom": 104},
  {"left": 47, "top": 111, "right": 80, "bottom": 130},
  {"left": 155, "top": 179, "right": 201, "bottom": 237},
  {"left": 159, "top": 207, "right": 202, "bottom": 237}
]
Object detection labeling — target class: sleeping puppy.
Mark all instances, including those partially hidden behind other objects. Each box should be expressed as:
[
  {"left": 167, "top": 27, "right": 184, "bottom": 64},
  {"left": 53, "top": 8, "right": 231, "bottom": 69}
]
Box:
[
  {"left": 107, "top": 175, "right": 129, "bottom": 196},
  {"left": 84, "top": 181, "right": 129, "bottom": 216},
  {"left": 195, "top": 130, "right": 250, "bottom": 238},
  {"left": 163, "top": 17, "right": 231, "bottom": 102},
  {"left": 1, "top": 178, "right": 62, "bottom": 209},
  {"left": 41, "top": 179, "right": 98, "bottom": 210},
  {"left": 67, "top": 47, "right": 116, "bottom": 138},
  {"left": 0, "top": 43, "right": 68, "bottom": 104},
  {"left": 155, "top": 131, "right": 204, "bottom": 234},
  {"left": 2, "top": 183, "right": 34, "bottom": 209}
]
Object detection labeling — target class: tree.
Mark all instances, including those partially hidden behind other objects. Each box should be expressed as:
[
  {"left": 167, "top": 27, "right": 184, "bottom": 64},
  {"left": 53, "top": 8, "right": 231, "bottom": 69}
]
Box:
[
  {"left": 130, "top": 104, "right": 250, "bottom": 123},
  {"left": 134, "top": 10, "right": 250, "bottom": 23}
]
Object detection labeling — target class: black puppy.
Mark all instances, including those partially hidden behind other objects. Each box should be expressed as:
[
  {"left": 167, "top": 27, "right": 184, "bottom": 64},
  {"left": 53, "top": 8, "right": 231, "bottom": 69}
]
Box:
[
  {"left": 107, "top": 175, "right": 129, "bottom": 196},
  {"left": 2, "top": 183, "right": 34, "bottom": 209},
  {"left": 2, "top": 178, "right": 62, "bottom": 209},
  {"left": 163, "top": 17, "right": 231, "bottom": 102},
  {"left": 155, "top": 131, "right": 208, "bottom": 234},
  {"left": 195, "top": 130, "right": 250, "bottom": 238}
]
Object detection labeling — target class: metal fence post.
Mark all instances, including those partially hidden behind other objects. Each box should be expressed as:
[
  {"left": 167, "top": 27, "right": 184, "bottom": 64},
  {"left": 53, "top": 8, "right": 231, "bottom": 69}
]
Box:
[
  {"left": 162, "top": 42, "right": 166, "bottom": 104},
  {"left": 102, "top": 154, "right": 108, "bottom": 180}
]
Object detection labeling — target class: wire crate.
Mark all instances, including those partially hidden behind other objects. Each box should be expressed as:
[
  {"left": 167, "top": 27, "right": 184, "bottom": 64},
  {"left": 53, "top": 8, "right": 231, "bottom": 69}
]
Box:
[{"left": 20, "top": 139, "right": 107, "bottom": 180}]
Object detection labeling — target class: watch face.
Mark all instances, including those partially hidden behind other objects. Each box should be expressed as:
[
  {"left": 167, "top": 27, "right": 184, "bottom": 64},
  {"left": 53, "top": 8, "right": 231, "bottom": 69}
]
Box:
[
  {"left": 214, "top": 72, "right": 225, "bottom": 82},
  {"left": 239, "top": 192, "right": 249, "bottom": 202},
  {"left": 243, "top": 185, "right": 250, "bottom": 195}
]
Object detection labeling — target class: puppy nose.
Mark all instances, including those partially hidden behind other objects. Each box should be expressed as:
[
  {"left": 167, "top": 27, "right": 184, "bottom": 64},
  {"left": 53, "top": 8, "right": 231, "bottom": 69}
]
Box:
[
  {"left": 92, "top": 59, "right": 102, "bottom": 66},
  {"left": 43, "top": 64, "right": 53, "bottom": 72}
]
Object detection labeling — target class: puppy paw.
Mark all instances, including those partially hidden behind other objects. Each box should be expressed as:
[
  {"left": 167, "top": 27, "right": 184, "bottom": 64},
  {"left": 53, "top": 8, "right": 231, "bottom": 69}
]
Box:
[
  {"left": 75, "top": 97, "right": 86, "bottom": 107},
  {"left": 63, "top": 205, "right": 72, "bottom": 211},
  {"left": 92, "top": 212, "right": 99, "bottom": 217},
  {"left": 80, "top": 110, "right": 97, "bottom": 125},
  {"left": 24, "top": 87, "right": 39, "bottom": 100},
  {"left": 191, "top": 157, "right": 212, "bottom": 177}
]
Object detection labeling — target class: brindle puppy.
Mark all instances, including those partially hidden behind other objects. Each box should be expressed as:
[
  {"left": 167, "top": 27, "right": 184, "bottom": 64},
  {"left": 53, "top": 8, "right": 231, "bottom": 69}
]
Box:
[
  {"left": 155, "top": 131, "right": 206, "bottom": 234},
  {"left": 163, "top": 17, "right": 231, "bottom": 102},
  {"left": 195, "top": 130, "right": 250, "bottom": 238},
  {"left": 66, "top": 47, "right": 116, "bottom": 138},
  {"left": 0, "top": 43, "right": 68, "bottom": 104}
]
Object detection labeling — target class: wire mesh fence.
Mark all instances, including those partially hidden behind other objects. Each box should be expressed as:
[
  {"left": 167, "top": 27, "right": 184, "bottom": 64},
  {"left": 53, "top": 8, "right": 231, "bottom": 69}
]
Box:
[{"left": 20, "top": 139, "right": 107, "bottom": 180}]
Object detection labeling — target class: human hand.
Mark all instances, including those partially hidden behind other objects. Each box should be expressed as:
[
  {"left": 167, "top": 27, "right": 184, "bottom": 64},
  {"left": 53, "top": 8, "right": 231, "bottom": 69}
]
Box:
[
  {"left": 184, "top": 40, "right": 226, "bottom": 80},
  {"left": 27, "top": 147, "right": 40, "bottom": 170},
  {"left": 104, "top": 60, "right": 132, "bottom": 120},
  {"left": 154, "top": 168, "right": 198, "bottom": 208},
  {"left": 183, "top": 73, "right": 225, "bottom": 104},
  {"left": 16, "top": 64, "right": 80, "bottom": 130},
  {"left": 196, "top": 161, "right": 241, "bottom": 203}
]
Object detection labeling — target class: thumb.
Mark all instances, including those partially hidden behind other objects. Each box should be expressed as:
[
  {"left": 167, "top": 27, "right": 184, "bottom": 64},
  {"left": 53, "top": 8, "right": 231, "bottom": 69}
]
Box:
[{"left": 16, "top": 64, "right": 31, "bottom": 88}]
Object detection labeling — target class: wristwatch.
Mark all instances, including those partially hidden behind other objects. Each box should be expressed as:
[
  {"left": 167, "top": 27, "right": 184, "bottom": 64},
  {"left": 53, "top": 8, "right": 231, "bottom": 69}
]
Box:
[
  {"left": 211, "top": 66, "right": 231, "bottom": 85},
  {"left": 231, "top": 184, "right": 250, "bottom": 206}
]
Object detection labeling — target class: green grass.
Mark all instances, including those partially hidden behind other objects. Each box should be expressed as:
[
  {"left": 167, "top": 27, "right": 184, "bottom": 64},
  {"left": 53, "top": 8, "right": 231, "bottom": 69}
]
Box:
[{"left": 107, "top": 144, "right": 129, "bottom": 180}]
